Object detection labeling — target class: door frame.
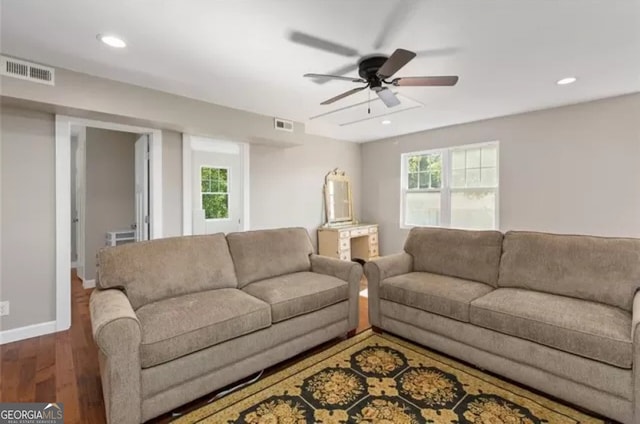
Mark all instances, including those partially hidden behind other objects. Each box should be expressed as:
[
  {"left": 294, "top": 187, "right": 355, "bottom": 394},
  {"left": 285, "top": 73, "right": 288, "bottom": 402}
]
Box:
[
  {"left": 55, "top": 115, "right": 163, "bottom": 332},
  {"left": 134, "top": 134, "right": 151, "bottom": 242},
  {"left": 182, "top": 134, "right": 250, "bottom": 235},
  {"left": 72, "top": 126, "right": 86, "bottom": 279}
]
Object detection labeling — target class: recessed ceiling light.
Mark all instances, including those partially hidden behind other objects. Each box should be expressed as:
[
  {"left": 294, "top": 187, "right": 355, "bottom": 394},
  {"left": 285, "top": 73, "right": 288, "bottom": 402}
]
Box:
[
  {"left": 381, "top": 120, "right": 392, "bottom": 125},
  {"left": 97, "top": 34, "right": 127, "bottom": 48},
  {"left": 556, "top": 77, "right": 577, "bottom": 85}
]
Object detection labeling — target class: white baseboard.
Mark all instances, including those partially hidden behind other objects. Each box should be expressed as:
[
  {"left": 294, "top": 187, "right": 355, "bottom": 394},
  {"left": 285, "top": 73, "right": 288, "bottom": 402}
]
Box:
[
  {"left": 83, "top": 279, "right": 96, "bottom": 289},
  {"left": 70, "top": 261, "right": 78, "bottom": 268},
  {"left": 0, "top": 320, "right": 57, "bottom": 345}
]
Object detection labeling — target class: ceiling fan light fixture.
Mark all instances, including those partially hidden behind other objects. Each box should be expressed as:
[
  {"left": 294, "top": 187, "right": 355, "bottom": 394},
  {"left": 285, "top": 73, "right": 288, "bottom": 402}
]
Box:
[
  {"left": 98, "top": 34, "right": 127, "bottom": 48},
  {"left": 556, "top": 77, "right": 577, "bottom": 85}
]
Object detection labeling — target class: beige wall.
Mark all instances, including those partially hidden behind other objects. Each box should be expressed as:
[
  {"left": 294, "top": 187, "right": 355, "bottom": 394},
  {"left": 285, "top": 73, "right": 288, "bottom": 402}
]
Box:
[
  {"left": 0, "top": 107, "right": 56, "bottom": 330},
  {"left": 362, "top": 93, "right": 640, "bottom": 254},
  {"left": 161, "top": 130, "right": 183, "bottom": 237},
  {"left": 250, "top": 135, "right": 361, "bottom": 248},
  {"left": 1, "top": 67, "right": 306, "bottom": 147},
  {"left": 84, "top": 128, "right": 137, "bottom": 281}
]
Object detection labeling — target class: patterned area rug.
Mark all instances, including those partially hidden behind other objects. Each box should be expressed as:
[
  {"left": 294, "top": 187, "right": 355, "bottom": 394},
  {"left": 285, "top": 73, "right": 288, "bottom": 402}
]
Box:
[{"left": 174, "top": 330, "right": 603, "bottom": 423}]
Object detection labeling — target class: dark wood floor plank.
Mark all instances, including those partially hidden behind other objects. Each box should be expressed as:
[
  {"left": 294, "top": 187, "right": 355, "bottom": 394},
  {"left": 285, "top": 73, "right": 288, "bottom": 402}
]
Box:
[
  {"left": 56, "top": 328, "right": 81, "bottom": 424},
  {"left": 1, "top": 343, "right": 22, "bottom": 402},
  {"left": 17, "top": 357, "right": 36, "bottom": 402}
]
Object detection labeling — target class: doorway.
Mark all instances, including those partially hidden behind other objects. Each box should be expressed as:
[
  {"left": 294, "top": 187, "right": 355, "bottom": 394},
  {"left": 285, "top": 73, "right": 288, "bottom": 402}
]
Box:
[
  {"left": 55, "top": 116, "right": 162, "bottom": 332},
  {"left": 182, "top": 135, "right": 249, "bottom": 235},
  {"left": 70, "top": 126, "right": 152, "bottom": 288}
]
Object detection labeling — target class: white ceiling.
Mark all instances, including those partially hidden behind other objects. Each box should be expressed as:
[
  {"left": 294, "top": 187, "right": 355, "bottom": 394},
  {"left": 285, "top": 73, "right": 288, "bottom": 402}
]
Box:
[{"left": 1, "top": 0, "right": 639, "bottom": 142}]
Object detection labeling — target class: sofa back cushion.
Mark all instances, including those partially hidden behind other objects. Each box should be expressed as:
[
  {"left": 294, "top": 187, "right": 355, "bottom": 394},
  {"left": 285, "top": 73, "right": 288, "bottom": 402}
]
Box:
[
  {"left": 97, "top": 234, "right": 238, "bottom": 310},
  {"left": 227, "top": 227, "right": 314, "bottom": 288},
  {"left": 404, "top": 227, "right": 503, "bottom": 286},
  {"left": 498, "top": 231, "right": 640, "bottom": 311}
]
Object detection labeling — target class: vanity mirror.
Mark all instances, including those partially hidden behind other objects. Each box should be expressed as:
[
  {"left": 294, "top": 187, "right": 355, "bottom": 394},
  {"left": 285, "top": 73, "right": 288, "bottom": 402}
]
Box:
[
  {"left": 323, "top": 169, "right": 353, "bottom": 226},
  {"left": 319, "top": 169, "right": 379, "bottom": 261}
]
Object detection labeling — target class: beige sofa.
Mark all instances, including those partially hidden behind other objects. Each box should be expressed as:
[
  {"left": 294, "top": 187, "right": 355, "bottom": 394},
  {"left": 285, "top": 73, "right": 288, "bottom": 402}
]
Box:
[
  {"left": 90, "top": 227, "right": 362, "bottom": 424},
  {"left": 365, "top": 227, "right": 640, "bottom": 423}
]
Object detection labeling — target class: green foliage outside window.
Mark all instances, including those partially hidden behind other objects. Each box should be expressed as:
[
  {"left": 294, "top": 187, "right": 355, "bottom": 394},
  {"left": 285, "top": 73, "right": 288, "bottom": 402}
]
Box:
[
  {"left": 407, "top": 154, "right": 442, "bottom": 189},
  {"left": 201, "top": 167, "right": 229, "bottom": 219}
]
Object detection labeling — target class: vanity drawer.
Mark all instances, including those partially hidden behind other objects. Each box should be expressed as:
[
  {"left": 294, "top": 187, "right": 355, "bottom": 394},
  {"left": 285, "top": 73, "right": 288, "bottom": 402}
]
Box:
[
  {"left": 369, "top": 233, "right": 378, "bottom": 245},
  {"left": 350, "top": 228, "right": 368, "bottom": 237},
  {"left": 369, "top": 246, "right": 379, "bottom": 257},
  {"left": 339, "top": 231, "right": 350, "bottom": 239},
  {"left": 339, "top": 251, "right": 351, "bottom": 261},
  {"left": 339, "top": 238, "right": 350, "bottom": 251}
]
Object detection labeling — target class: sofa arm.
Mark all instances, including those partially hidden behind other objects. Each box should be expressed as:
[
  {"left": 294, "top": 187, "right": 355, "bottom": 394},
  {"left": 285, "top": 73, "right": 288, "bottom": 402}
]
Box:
[
  {"left": 310, "top": 254, "right": 363, "bottom": 330},
  {"left": 364, "top": 252, "right": 413, "bottom": 327},
  {"left": 632, "top": 291, "right": 640, "bottom": 423},
  {"left": 90, "top": 289, "right": 142, "bottom": 424}
]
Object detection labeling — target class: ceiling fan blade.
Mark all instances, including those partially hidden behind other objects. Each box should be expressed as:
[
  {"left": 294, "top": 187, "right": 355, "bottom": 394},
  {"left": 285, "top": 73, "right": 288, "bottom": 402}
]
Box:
[
  {"left": 392, "top": 76, "right": 459, "bottom": 86},
  {"left": 304, "top": 73, "right": 365, "bottom": 83},
  {"left": 321, "top": 86, "right": 368, "bottom": 105},
  {"left": 377, "top": 48, "right": 417, "bottom": 78},
  {"left": 373, "top": 0, "right": 419, "bottom": 49},
  {"left": 376, "top": 87, "right": 401, "bottom": 108},
  {"left": 289, "top": 31, "right": 360, "bottom": 57},
  {"left": 313, "top": 63, "right": 359, "bottom": 85}
]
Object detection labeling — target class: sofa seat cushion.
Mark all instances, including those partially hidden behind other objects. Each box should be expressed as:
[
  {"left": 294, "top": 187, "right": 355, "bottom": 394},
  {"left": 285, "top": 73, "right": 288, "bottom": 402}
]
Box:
[
  {"left": 470, "top": 288, "right": 632, "bottom": 368},
  {"left": 380, "top": 272, "right": 494, "bottom": 322},
  {"left": 242, "top": 272, "right": 348, "bottom": 323},
  {"left": 136, "top": 288, "right": 271, "bottom": 368}
]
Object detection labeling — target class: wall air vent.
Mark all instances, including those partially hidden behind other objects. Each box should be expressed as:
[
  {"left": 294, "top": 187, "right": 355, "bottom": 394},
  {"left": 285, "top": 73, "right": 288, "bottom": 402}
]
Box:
[
  {"left": 274, "top": 118, "right": 294, "bottom": 132},
  {"left": 0, "top": 56, "right": 55, "bottom": 85}
]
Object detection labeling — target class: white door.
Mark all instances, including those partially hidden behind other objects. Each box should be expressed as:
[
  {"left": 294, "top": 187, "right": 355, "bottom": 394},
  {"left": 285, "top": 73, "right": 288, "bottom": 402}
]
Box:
[
  {"left": 135, "top": 134, "right": 150, "bottom": 241},
  {"left": 191, "top": 141, "right": 243, "bottom": 235}
]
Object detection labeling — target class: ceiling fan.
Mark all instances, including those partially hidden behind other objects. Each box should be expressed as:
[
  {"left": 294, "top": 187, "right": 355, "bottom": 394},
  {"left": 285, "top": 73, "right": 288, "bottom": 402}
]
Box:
[
  {"left": 289, "top": 1, "right": 458, "bottom": 108},
  {"left": 303, "top": 48, "right": 459, "bottom": 108}
]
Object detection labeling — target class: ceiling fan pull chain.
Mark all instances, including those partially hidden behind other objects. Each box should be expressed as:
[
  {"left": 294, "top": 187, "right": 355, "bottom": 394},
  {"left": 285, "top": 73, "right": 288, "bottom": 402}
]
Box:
[{"left": 368, "top": 89, "right": 371, "bottom": 114}]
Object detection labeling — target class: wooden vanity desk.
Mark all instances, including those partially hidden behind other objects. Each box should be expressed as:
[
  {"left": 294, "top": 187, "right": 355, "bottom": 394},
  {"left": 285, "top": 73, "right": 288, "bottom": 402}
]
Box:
[{"left": 318, "top": 223, "right": 379, "bottom": 262}]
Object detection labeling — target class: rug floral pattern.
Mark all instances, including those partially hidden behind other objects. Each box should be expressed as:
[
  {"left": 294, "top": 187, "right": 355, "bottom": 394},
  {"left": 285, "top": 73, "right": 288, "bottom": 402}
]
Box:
[{"left": 174, "top": 331, "right": 604, "bottom": 424}]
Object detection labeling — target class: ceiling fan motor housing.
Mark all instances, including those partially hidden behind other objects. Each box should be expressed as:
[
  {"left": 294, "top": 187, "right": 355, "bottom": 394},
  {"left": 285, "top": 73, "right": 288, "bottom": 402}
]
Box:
[{"left": 358, "top": 55, "right": 389, "bottom": 83}]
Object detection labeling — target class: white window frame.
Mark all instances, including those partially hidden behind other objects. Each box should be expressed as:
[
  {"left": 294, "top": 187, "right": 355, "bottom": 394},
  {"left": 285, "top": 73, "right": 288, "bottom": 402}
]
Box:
[
  {"left": 400, "top": 141, "right": 500, "bottom": 230},
  {"left": 200, "top": 165, "right": 231, "bottom": 222}
]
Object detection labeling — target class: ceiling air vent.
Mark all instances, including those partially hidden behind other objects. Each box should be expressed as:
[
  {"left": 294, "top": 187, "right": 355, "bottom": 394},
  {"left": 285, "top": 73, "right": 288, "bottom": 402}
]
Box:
[
  {"left": 274, "top": 118, "right": 294, "bottom": 132},
  {"left": 1, "top": 56, "right": 55, "bottom": 85}
]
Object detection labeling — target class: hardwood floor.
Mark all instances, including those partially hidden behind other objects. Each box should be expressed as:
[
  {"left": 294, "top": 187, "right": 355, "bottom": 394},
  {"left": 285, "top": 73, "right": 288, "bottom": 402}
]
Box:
[
  {"left": 1, "top": 271, "right": 105, "bottom": 423},
  {"left": 0, "top": 271, "right": 371, "bottom": 423}
]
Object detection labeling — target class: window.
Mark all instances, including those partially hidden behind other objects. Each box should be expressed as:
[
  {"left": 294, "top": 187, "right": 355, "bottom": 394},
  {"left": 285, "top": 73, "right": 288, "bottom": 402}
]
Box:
[
  {"left": 401, "top": 142, "right": 499, "bottom": 230},
  {"left": 201, "top": 166, "right": 229, "bottom": 219}
]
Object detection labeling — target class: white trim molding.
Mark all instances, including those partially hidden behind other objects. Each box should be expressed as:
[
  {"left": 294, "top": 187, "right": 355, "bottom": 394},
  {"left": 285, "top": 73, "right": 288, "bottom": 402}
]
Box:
[
  {"left": 149, "top": 132, "right": 163, "bottom": 239},
  {"left": 0, "top": 321, "right": 57, "bottom": 345},
  {"left": 55, "top": 117, "right": 72, "bottom": 331},
  {"left": 242, "top": 142, "right": 251, "bottom": 230},
  {"left": 182, "top": 135, "right": 193, "bottom": 235},
  {"left": 54, "top": 115, "right": 163, "bottom": 335}
]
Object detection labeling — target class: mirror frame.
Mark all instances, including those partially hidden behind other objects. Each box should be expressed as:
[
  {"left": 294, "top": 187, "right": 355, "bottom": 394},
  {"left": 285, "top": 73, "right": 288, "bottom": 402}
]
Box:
[{"left": 324, "top": 168, "right": 353, "bottom": 225}]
